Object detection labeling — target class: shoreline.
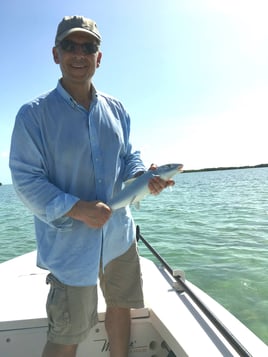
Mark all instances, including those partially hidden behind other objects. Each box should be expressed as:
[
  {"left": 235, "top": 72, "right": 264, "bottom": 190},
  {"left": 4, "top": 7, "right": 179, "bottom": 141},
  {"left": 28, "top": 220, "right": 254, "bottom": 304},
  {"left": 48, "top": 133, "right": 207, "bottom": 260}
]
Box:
[
  {"left": 1, "top": 164, "right": 268, "bottom": 185},
  {"left": 183, "top": 163, "right": 268, "bottom": 173}
]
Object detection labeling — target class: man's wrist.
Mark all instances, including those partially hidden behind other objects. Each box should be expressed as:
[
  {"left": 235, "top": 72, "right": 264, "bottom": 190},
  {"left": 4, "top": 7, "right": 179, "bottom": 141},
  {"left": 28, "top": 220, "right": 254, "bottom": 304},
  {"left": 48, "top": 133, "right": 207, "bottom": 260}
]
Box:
[{"left": 66, "top": 200, "right": 81, "bottom": 219}]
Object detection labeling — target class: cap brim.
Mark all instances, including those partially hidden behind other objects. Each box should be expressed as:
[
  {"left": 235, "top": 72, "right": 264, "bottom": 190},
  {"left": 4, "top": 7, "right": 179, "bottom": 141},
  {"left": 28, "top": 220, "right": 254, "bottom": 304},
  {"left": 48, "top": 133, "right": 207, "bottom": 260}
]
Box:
[{"left": 55, "top": 28, "right": 101, "bottom": 45}]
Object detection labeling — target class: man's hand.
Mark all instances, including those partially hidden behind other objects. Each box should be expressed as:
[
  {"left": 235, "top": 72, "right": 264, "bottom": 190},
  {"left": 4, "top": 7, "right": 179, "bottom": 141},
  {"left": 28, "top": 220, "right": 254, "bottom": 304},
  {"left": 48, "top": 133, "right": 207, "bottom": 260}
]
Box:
[
  {"left": 66, "top": 200, "right": 112, "bottom": 229},
  {"left": 148, "top": 163, "right": 175, "bottom": 195}
]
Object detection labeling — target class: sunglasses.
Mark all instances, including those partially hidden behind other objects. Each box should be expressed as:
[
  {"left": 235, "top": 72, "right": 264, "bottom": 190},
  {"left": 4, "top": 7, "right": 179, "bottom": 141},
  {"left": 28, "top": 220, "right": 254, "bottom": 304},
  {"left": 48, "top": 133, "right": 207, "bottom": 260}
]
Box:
[{"left": 59, "top": 39, "right": 99, "bottom": 55}]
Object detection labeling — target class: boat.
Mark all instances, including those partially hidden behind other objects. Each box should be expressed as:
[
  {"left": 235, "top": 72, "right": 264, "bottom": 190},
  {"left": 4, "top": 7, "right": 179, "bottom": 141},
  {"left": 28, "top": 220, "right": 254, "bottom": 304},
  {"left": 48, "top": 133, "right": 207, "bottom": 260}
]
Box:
[{"left": 0, "top": 226, "right": 267, "bottom": 357}]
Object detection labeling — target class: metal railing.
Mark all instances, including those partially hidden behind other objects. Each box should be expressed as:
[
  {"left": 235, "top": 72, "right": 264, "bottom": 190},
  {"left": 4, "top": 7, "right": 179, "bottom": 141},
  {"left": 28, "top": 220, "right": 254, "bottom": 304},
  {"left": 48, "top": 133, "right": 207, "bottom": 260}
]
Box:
[{"left": 136, "top": 225, "right": 252, "bottom": 357}]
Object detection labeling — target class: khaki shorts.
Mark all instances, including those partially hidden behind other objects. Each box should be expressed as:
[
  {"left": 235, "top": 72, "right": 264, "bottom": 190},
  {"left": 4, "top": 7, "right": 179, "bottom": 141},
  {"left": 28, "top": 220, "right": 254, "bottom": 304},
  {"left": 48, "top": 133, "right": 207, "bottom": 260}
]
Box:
[{"left": 45, "top": 242, "right": 144, "bottom": 345}]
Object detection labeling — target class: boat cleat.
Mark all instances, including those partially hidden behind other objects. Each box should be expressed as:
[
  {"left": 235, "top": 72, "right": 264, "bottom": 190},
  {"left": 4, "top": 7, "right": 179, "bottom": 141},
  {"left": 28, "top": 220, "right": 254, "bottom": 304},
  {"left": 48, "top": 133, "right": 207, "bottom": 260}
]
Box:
[
  {"left": 172, "top": 269, "right": 185, "bottom": 281},
  {"left": 172, "top": 269, "right": 186, "bottom": 293}
]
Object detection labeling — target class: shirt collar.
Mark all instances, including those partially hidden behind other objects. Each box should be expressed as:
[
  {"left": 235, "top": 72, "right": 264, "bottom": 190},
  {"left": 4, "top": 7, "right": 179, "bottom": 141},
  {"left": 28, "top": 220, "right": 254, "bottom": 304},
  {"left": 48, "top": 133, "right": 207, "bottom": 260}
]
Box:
[{"left": 56, "top": 80, "right": 98, "bottom": 108}]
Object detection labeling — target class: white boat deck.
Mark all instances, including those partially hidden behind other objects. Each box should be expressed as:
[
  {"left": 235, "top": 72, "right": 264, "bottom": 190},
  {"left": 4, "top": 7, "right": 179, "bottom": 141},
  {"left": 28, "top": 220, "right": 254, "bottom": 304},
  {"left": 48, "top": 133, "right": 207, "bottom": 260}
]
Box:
[{"left": 0, "top": 251, "right": 267, "bottom": 356}]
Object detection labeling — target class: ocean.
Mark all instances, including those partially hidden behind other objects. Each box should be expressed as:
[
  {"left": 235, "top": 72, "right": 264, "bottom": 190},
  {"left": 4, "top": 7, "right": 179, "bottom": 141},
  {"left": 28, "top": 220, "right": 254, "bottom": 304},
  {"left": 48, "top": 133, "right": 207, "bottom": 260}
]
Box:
[{"left": 0, "top": 168, "right": 267, "bottom": 345}]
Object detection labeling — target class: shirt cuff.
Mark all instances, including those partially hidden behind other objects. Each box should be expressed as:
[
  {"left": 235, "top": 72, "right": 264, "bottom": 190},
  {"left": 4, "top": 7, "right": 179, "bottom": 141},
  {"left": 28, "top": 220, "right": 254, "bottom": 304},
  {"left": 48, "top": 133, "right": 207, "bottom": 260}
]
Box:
[{"left": 46, "top": 193, "right": 80, "bottom": 229}]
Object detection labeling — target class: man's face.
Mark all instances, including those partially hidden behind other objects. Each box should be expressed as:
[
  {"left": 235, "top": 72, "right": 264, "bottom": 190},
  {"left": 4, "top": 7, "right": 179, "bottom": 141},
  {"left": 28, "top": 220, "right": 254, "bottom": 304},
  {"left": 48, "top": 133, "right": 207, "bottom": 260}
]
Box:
[{"left": 53, "top": 32, "right": 102, "bottom": 85}]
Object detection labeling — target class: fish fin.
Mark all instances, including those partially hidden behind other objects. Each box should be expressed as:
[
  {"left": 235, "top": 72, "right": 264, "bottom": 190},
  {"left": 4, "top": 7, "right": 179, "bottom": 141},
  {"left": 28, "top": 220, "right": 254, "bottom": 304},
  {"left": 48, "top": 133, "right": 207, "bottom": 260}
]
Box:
[
  {"left": 130, "top": 195, "right": 137, "bottom": 205},
  {"left": 133, "top": 201, "right": 140, "bottom": 210},
  {"left": 129, "top": 195, "right": 141, "bottom": 210},
  {"left": 151, "top": 174, "right": 161, "bottom": 180}
]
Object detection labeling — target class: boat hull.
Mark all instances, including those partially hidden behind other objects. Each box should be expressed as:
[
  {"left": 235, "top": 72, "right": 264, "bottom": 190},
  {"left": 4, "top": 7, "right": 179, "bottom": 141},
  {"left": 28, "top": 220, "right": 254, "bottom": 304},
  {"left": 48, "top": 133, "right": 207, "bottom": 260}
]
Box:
[{"left": 0, "top": 251, "right": 267, "bottom": 356}]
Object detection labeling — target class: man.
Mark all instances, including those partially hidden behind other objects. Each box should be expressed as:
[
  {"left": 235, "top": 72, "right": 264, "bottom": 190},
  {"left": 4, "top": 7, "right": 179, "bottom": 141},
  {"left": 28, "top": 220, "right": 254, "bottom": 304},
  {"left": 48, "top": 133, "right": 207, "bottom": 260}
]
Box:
[{"left": 9, "top": 16, "right": 174, "bottom": 357}]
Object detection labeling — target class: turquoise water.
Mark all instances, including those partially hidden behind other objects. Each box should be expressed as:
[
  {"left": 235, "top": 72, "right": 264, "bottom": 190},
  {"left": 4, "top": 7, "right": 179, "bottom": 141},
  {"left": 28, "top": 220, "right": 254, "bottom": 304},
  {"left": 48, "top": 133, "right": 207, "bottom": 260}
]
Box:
[{"left": 0, "top": 168, "right": 268, "bottom": 344}]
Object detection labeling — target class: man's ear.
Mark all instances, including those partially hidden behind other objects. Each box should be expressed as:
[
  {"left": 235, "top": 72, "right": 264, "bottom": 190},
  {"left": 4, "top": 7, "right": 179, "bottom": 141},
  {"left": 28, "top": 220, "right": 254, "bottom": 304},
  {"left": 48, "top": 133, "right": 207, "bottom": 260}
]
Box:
[
  {"left": 96, "top": 51, "right": 102, "bottom": 68},
  {"left": 52, "top": 47, "right": 60, "bottom": 64}
]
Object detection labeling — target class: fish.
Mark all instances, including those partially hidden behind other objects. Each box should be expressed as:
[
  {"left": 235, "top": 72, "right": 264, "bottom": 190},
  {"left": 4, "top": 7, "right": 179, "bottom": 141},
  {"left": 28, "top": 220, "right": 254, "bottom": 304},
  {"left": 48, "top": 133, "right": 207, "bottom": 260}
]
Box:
[{"left": 108, "top": 163, "right": 183, "bottom": 211}]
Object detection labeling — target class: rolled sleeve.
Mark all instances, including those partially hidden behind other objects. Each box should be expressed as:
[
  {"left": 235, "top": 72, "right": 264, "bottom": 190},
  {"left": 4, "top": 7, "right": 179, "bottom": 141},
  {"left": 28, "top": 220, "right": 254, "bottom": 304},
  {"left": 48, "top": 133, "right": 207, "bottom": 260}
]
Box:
[
  {"left": 124, "top": 150, "right": 146, "bottom": 181},
  {"left": 46, "top": 193, "right": 80, "bottom": 229}
]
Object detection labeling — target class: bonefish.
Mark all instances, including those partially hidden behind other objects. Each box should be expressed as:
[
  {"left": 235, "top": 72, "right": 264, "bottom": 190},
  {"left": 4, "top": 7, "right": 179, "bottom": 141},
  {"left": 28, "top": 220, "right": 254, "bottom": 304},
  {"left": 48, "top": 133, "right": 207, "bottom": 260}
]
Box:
[{"left": 108, "top": 163, "right": 183, "bottom": 211}]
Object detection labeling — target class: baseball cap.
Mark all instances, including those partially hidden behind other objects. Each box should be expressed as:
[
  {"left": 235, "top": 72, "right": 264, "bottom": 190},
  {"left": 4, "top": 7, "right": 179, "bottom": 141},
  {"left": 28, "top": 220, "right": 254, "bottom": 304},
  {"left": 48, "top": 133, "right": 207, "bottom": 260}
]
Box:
[{"left": 55, "top": 16, "right": 102, "bottom": 45}]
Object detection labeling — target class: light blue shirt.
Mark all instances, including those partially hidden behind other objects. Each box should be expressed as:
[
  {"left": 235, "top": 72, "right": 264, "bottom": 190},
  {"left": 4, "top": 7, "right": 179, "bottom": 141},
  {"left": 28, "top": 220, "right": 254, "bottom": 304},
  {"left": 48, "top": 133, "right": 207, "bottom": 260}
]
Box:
[{"left": 9, "top": 81, "right": 146, "bottom": 286}]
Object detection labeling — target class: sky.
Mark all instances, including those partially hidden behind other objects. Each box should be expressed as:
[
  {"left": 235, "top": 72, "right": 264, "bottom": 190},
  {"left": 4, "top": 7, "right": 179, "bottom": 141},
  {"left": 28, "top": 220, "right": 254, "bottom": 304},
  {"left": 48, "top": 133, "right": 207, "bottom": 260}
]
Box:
[{"left": 1, "top": 0, "right": 268, "bottom": 184}]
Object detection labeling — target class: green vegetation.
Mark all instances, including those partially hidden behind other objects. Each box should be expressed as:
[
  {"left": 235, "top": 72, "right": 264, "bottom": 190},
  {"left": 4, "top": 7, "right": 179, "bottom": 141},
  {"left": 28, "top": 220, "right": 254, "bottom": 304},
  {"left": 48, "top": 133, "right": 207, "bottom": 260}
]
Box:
[{"left": 183, "top": 164, "right": 268, "bottom": 173}]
